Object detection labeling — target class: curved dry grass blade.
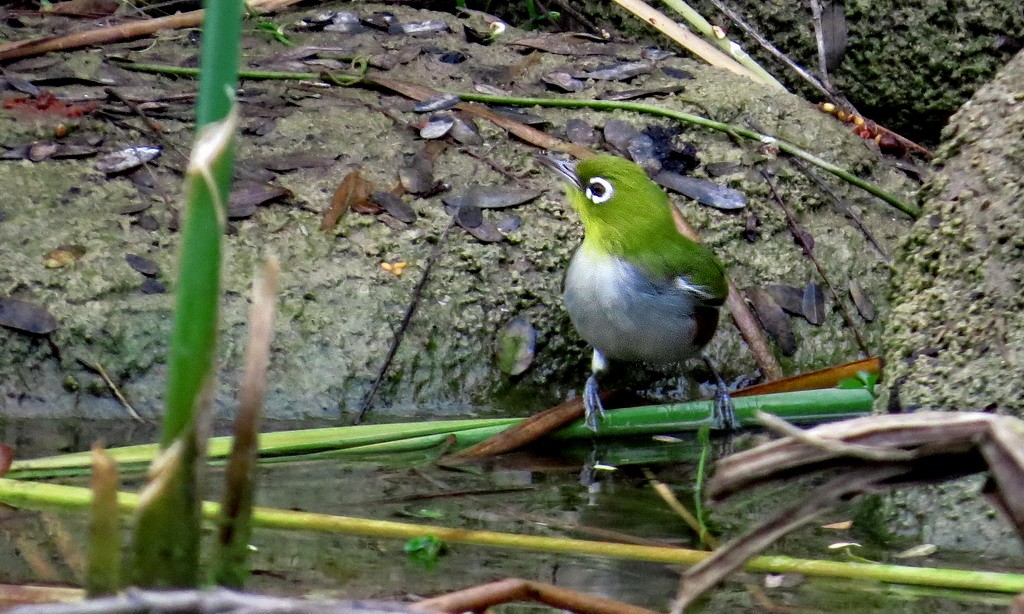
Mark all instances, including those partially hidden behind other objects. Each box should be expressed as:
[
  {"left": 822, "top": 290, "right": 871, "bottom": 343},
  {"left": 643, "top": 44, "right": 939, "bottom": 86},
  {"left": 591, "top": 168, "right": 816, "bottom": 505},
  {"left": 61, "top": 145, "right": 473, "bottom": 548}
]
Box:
[
  {"left": 445, "top": 397, "right": 586, "bottom": 462},
  {"left": 673, "top": 467, "right": 905, "bottom": 612},
  {"left": 732, "top": 357, "right": 880, "bottom": 398},
  {"left": 414, "top": 578, "right": 660, "bottom": 614}
]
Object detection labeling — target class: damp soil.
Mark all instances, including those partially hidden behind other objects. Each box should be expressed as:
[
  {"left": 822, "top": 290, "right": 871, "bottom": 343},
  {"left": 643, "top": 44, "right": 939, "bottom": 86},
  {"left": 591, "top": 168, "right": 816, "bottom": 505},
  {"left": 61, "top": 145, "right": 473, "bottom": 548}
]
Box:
[{"left": 0, "top": 2, "right": 916, "bottom": 424}]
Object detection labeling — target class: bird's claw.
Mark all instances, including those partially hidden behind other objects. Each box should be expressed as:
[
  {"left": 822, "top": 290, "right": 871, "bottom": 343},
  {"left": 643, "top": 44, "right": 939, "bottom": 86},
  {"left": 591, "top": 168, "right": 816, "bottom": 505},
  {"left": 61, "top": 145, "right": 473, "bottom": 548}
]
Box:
[{"left": 583, "top": 373, "right": 605, "bottom": 432}]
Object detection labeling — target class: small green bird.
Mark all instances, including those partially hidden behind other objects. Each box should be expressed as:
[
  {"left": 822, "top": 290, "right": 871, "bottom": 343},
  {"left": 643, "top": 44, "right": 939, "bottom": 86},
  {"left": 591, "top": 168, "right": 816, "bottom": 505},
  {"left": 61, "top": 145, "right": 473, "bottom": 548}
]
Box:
[{"left": 537, "top": 153, "right": 734, "bottom": 431}]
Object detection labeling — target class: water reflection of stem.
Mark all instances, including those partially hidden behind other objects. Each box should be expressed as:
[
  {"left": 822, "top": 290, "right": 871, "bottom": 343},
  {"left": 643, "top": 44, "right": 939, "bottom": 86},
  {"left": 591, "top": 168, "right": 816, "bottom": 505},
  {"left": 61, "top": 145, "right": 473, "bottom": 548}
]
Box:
[{"left": 693, "top": 427, "right": 712, "bottom": 549}]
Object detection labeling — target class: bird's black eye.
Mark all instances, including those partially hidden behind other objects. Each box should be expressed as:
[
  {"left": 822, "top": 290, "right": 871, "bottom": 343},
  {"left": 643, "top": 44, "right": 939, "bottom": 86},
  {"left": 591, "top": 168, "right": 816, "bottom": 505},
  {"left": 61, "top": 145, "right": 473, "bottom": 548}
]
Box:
[{"left": 585, "top": 177, "right": 614, "bottom": 204}]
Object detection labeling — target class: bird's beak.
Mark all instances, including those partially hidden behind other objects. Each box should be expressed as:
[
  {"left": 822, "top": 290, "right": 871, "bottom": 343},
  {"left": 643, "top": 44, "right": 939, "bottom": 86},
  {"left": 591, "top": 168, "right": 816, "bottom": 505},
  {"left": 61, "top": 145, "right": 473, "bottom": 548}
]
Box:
[{"left": 534, "top": 154, "right": 581, "bottom": 189}]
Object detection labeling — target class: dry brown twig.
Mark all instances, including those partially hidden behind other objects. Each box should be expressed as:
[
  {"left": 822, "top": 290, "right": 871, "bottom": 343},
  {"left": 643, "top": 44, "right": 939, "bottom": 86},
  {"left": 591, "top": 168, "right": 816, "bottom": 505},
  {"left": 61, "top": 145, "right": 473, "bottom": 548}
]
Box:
[
  {"left": 0, "top": 0, "right": 303, "bottom": 63},
  {"left": 414, "top": 578, "right": 660, "bottom": 614},
  {"left": 673, "top": 411, "right": 1024, "bottom": 609}
]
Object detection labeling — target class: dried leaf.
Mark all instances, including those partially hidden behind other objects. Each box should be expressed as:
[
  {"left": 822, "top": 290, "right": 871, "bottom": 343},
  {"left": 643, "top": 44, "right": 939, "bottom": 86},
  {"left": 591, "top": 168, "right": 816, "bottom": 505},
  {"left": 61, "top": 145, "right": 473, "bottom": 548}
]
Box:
[
  {"left": 747, "top": 288, "right": 797, "bottom": 356},
  {"left": 462, "top": 185, "right": 542, "bottom": 209},
  {"left": 125, "top": 254, "right": 159, "bottom": 277},
  {"left": 802, "top": 283, "right": 826, "bottom": 325},
  {"left": 321, "top": 170, "right": 374, "bottom": 231},
  {"left": 578, "top": 61, "right": 653, "bottom": 81},
  {"left": 50, "top": 0, "right": 119, "bottom": 17},
  {"left": 849, "top": 279, "right": 875, "bottom": 322},
  {"left": 43, "top": 244, "right": 86, "bottom": 268},
  {"left": 0, "top": 298, "right": 58, "bottom": 334},
  {"left": 370, "top": 191, "right": 416, "bottom": 223},
  {"left": 654, "top": 172, "right": 747, "bottom": 210},
  {"left": 95, "top": 146, "right": 160, "bottom": 174},
  {"left": 414, "top": 93, "right": 461, "bottom": 113},
  {"left": 820, "top": 1, "right": 849, "bottom": 71},
  {"left": 765, "top": 284, "right": 804, "bottom": 316}
]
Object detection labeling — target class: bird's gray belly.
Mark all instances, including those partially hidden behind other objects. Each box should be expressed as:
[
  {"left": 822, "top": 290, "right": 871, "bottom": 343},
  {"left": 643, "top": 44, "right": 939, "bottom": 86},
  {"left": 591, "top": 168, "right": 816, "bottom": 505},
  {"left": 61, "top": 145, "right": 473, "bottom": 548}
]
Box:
[{"left": 563, "top": 250, "right": 701, "bottom": 364}]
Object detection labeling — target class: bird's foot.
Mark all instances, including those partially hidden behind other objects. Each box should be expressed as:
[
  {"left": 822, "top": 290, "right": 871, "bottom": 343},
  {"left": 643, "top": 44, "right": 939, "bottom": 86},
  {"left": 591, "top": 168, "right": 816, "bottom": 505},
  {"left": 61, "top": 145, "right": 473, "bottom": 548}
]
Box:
[
  {"left": 712, "top": 385, "right": 739, "bottom": 431},
  {"left": 583, "top": 373, "right": 605, "bottom": 432},
  {"left": 703, "top": 353, "right": 739, "bottom": 431}
]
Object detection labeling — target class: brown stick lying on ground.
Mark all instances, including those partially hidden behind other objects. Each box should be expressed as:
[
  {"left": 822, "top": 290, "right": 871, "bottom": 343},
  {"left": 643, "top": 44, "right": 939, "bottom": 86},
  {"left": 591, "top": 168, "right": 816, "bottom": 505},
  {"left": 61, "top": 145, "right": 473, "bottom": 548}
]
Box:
[
  {"left": 414, "top": 578, "right": 659, "bottom": 614},
  {"left": 0, "top": 0, "right": 303, "bottom": 63}
]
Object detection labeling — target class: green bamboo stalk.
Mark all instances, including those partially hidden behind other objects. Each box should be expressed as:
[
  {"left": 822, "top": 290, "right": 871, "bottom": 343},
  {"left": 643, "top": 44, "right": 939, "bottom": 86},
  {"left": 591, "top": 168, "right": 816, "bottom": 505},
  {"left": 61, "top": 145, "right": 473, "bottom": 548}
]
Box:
[
  {"left": 111, "top": 61, "right": 918, "bottom": 218},
  {"left": 8, "top": 390, "right": 871, "bottom": 477},
  {"left": 130, "top": 0, "right": 244, "bottom": 589},
  {"left": 658, "top": 0, "right": 786, "bottom": 90},
  {"left": 7, "top": 419, "right": 522, "bottom": 476},
  {"left": 8, "top": 389, "right": 872, "bottom": 478},
  {"left": 1, "top": 478, "right": 1022, "bottom": 595}
]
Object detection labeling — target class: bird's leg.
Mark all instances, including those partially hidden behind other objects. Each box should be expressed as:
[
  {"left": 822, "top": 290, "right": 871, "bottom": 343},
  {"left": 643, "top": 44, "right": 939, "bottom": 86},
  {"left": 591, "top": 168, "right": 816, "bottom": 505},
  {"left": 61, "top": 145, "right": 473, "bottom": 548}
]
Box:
[
  {"left": 583, "top": 348, "right": 607, "bottom": 431},
  {"left": 702, "top": 354, "right": 738, "bottom": 431}
]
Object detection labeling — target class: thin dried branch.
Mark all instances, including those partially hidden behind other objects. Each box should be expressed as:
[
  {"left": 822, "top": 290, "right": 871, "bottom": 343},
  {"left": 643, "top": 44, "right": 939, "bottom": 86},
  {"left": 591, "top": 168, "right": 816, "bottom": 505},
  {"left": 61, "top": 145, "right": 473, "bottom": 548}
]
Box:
[
  {"left": 356, "top": 212, "right": 458, "bottom": 424},
  {"left": 674, "top": 466, "right": 906, "bottom": 612},
  {"left": 611, "top": 0, "right": 771, "bottom": 86},
  {"left": 675, "top": 412, "right": 1024, "bottom": 607},
  {"left": 0, "top": 0, "right": 302, "bottom": 63},
  {"left": 759, "top": 169, "right": 870, "bottom": 356},
  {"left": 414, "top": 578, "right": 659, "bottom": 614},
  {"left": 445, "top": 396, "right": 586, "bottom": 461},
  {"left": 6, "top": 588, "right": 419, "bottom": 614},
  {"left": 76, "top": 358, "right": 144, "bottom": 422},
  {"left": 708, "top": 412, "right": 1000, "bottom": 502}
]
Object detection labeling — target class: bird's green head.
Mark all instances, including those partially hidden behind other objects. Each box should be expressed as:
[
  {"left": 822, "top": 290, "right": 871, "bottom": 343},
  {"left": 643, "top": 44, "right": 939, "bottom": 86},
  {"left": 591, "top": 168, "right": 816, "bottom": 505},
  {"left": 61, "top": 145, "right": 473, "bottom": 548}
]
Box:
[{"left": 537, "top": 153, "right": 677, "bottom": 257}]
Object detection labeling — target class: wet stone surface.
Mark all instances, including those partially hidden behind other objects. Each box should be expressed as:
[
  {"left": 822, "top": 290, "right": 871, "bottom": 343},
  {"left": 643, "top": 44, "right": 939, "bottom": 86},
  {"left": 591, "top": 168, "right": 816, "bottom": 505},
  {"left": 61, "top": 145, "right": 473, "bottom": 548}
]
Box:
[{"left": 0, "top": 3, "right": 915, "bottom": 423}]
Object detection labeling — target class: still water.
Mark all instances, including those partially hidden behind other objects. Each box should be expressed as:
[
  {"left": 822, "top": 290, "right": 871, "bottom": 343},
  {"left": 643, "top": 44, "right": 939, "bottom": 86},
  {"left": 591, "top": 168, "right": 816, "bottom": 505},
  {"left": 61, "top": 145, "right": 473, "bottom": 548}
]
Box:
[{"left": 0, "top": 418, "right": 1018, "bottom": 612}]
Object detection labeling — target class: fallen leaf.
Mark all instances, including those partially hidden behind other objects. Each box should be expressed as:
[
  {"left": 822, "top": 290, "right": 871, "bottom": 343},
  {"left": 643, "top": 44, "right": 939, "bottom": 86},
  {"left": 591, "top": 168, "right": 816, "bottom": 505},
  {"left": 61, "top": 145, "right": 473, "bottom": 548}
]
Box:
[
  {"left": 0, "top": 298, "right": 58, "bottom": 334},
  {"left": 747, "top": 288, "right": 797, "bottom": 356},
  {"left": 43, "top": 244, "right": 86, "bottom": 268},
  {"left": 322, "top": 170, "right": 375, "bottom": 231},
  {"left": 849, "top": 279, "right": 876, "bottom": 322},
  {"left": 125, "top": 253, "right": 159, "bottom": 277},
  {"left": 802, "top": 282, "right": 826, "bottom": 325}
]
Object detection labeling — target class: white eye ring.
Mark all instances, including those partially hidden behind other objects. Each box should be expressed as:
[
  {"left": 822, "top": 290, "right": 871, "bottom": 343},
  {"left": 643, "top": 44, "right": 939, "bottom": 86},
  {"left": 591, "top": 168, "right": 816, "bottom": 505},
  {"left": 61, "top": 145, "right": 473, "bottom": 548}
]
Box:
[{"left": 585, "top": 177, "right": 613, "bottom": 204}]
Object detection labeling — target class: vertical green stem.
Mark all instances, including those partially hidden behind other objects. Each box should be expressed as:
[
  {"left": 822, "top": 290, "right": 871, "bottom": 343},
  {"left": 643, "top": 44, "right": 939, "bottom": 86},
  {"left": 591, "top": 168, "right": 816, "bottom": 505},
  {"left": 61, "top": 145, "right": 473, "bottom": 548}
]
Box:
[
  {"left": 162, "top": 0, "right": 243, "bottom": 445},
  {"left": 132, "top": 0, "right": 243, "bottom": 589}
]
